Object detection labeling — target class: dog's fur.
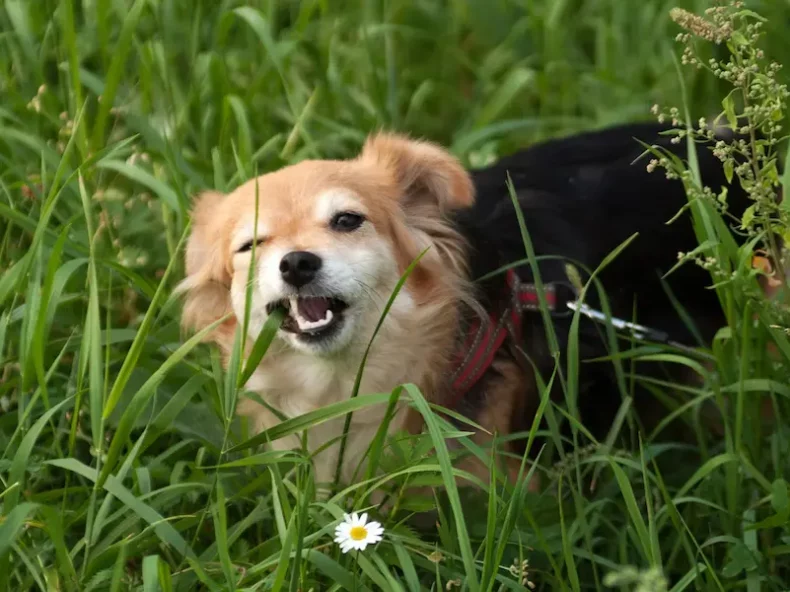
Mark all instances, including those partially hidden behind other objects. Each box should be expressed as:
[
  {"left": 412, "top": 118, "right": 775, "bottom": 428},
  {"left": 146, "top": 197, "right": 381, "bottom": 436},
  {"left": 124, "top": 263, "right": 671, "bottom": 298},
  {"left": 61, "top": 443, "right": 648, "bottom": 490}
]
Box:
[{"left": 180, "top": 123, "right": 750, "bottom": 488}]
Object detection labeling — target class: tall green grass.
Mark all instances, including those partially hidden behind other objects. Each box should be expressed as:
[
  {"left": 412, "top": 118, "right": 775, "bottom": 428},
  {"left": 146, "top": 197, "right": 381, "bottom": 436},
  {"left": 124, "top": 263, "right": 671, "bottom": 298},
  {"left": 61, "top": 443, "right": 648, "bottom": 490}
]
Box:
[{"left": 1, "top": 0, "right": 790, "bottom": 590}]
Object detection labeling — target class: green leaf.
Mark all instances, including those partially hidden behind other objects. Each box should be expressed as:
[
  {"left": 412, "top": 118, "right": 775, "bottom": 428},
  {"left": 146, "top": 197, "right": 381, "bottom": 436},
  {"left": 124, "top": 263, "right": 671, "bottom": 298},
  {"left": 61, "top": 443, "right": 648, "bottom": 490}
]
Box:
[
  {"left": 608, "top": 458, "right": 653, "bottom": 563},
  {"left": 676, "top": 454, "right": 740, "bottom": 499},
  {"left": 225, "top": 95, "right": 253, "bottom": 167},
  {"left": 730, "top": 30, "right": 749, "bottom": 47},
  {"left": 722, "top": 541, "right": 758, "bottom": 578},
  {"left": 78, "top": 173, "right": 106, "bottom": 453},
  {"left": 90, "top": 0, "right": 147, "bottom": 149},
  {"left": 213, "top": 480, "right": 236, "bottom": 591},
  {"left": 239, "top": 307, "right": 284, "bottom": 387},
  {"left": 722, "top": 92, "right": 738, "bottom": 129},
  {"left": 393, "top": 544, "right": 421, "bottom": 592},
  {"left": 749, "top": 479, "right": 790, "bottom": 530},
  {"left": 269, "top": 507, "right": 297, "bottom": 592},
  {"left": 208, "top": 450, "right": 307, "bottom": 470},
  {"left": 669, "top": 564, "right": 708, "bottom": 592},
  {"left": 4, "top": 397, "right": 74, "bottom": 512},
  {"left": 39, "top": 506, "right": 78, "bottom": 592},
  {"left": 103, "top": 225, "right": 192, "bottom": 420},
  {"left": 402, "top": 383, "right": 480, "bottom": 590},
  {"left": 139, "top": 374, "right": 210, "bottom": 455},
  {"left": 100, "top": 315, "right": 228, "bottom": 486},
  {"left": 771, "top": 479, "right": 789, "bottom": 514},
  {"left": 303, "top": 550, "right": 360, "bottom": 591},
  {"left": 733, "top": 9, "right": 768, "bottom": 22},
  {"left": 142, "top": 555, "right": 161, "bottom": 592},
  {"left": 226, "top": 392, "right": 395, "bottom": 453},
  {"left": 474, "top": 67, "right": 534, "bottom": 128},
  {"left": 97, "top": 159, "right": 183, "bottom": 213},
  {"left": 46, "top": 458, "right": 197, "bottom": 560},
  {"left": 0, "top": 254, "right": 31, "bottom": 309},
  {"left": 741, "top": 204, "right": 756, "bottom": 229},
  {"left": 0, "top": 503, "right": 38, "bottom": 560}
]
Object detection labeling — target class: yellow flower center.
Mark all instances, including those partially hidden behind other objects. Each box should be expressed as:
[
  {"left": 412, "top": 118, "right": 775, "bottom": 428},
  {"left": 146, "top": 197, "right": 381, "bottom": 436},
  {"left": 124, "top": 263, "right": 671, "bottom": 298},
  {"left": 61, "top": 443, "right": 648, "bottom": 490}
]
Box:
[{"left": 349, "top": 526, "right": 368, "bottom": 541}]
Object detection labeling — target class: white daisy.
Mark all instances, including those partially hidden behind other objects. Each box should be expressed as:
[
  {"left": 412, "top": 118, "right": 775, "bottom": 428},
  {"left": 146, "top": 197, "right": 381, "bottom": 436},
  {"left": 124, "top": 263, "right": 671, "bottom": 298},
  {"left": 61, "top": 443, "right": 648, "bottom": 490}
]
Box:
[{"left": 333, "top": 512, "right": 384, "bottom": 553}]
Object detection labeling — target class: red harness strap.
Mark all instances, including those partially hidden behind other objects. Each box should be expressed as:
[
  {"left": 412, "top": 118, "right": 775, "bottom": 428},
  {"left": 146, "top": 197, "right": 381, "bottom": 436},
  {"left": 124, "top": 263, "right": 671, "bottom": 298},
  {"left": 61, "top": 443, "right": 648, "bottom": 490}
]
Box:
[{"left": 447, "top": 269, "right": 557, "bottom": 405}]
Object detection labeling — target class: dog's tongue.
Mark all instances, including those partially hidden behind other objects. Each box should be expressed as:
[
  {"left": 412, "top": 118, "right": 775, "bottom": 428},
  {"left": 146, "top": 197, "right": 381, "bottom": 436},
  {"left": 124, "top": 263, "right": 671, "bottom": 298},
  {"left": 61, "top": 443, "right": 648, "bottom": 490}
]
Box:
[{"left": 297, "top": 297, "right": 331, "bottom": 322}]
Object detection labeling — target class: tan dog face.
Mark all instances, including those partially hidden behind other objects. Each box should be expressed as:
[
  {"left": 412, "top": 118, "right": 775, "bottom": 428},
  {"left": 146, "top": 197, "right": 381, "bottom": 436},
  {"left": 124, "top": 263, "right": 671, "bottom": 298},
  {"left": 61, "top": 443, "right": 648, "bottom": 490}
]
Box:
[{"left": 181, "top": 134, "right": 475, "bottom": 356}]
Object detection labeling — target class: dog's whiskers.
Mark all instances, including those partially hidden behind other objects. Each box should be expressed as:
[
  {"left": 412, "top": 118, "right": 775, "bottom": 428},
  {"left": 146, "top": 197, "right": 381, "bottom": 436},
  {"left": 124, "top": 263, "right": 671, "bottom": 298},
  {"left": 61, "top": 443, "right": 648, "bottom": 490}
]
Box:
[{"left": 353, "top": 279, "right": 389, "bottom": 312}]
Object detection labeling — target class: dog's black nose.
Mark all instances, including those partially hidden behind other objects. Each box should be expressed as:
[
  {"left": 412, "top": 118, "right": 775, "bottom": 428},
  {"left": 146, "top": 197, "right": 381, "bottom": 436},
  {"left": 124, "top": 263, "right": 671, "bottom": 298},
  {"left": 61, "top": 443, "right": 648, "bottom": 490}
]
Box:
[{"left": 279, "top": 251, "right": 322, "bottom": 288}]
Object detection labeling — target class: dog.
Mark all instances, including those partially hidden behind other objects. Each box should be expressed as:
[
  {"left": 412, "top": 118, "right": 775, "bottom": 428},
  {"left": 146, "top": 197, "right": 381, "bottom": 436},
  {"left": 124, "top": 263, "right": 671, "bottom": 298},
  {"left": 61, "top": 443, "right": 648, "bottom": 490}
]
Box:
[{"left": 179, "top": 122, "right": 750, "bottom": 490}]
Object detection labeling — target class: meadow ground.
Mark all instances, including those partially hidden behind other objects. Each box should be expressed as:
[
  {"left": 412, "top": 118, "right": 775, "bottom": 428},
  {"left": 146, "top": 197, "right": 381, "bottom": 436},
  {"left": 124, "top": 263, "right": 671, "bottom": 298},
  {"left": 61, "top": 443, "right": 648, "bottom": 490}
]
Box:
[{"left": 2, "top": 0, "right": 790, "bottom": 590}]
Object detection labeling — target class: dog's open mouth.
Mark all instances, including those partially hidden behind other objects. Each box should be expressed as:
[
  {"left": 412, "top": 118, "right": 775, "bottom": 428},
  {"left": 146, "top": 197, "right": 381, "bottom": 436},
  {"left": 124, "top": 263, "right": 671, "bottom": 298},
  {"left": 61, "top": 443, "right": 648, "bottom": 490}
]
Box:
[{"left": 266, "top": 296, "right": 349, "bottom": 338}]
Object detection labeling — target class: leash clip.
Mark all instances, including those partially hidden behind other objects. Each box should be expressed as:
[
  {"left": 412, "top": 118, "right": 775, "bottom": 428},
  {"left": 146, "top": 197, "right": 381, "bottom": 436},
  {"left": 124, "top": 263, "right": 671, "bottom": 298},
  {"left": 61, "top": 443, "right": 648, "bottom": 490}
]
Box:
[{"left": 566, "top": 301, "right": 669, "bottom": 343}]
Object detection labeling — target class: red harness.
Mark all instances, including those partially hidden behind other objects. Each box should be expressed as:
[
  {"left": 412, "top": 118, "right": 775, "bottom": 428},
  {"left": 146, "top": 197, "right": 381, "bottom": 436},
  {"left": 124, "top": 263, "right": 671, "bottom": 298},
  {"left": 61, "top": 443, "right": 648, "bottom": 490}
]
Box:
[{"left": 448, "top": 269, "right": 559, "bottom": 405}]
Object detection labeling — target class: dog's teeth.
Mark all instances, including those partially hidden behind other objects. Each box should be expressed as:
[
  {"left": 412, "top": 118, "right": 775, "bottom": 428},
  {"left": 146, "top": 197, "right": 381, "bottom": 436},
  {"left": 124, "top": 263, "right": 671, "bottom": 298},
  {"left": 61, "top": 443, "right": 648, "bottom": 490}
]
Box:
[{"left": 294, "top": 308, "right": 334, "bottom": 332}]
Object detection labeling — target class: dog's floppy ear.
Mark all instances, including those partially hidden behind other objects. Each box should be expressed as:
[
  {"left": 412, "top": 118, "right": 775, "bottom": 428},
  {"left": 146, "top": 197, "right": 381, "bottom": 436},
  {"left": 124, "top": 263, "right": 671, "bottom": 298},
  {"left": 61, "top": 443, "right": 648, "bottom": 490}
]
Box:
[
  {"left": 178, "top": 190, "right": 234, "bottom": 336},
  {"left": 359, "top": 133, "right": 474, "bottom": 211},
  {"left": 358, "top": 133, "right": 474, "bottom": 298}
]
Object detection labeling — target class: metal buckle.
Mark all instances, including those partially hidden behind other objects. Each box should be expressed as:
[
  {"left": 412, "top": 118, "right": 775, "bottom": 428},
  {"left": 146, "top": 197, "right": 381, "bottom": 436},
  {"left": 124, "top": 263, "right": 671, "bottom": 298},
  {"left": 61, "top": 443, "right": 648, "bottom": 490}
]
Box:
[
  {"left": 547, "top": 282, "right": 580, "bottom": 318},
  {"left": 566, "top": 301, "right": 669, "bottom": 343}
]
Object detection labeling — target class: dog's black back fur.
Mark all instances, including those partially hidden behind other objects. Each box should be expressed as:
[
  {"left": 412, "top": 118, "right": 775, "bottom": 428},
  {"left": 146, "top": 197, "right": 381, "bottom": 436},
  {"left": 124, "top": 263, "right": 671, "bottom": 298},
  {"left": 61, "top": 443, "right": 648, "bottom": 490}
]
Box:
[{"left": 454, "top": 122, "right": 750, "bottom": 444}]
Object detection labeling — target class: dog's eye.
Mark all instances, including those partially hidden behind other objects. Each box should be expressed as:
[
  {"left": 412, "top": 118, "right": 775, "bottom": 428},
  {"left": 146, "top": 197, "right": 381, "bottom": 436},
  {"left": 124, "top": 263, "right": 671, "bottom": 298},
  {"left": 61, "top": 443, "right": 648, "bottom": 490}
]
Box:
[
  {"left": 236, "top": 238, "right": 267, "bottom": 253},
  {"left": 330, "top": 212, "right": 365, "bottom": 232}
]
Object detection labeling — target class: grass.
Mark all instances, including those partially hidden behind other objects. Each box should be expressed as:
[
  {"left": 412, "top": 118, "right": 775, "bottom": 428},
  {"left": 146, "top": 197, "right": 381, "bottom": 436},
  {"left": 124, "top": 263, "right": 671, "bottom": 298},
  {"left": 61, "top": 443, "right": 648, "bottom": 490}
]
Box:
[{"left": 2, "top": 0, "right": 790, "bottom": 590}]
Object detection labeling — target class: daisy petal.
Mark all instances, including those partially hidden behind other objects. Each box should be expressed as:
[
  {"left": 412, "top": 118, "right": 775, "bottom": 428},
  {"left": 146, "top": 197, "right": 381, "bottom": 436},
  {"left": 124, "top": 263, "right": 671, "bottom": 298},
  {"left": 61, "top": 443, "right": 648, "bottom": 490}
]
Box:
[{"left": 333, "top": 509, "right": 386, "bottom": 553}]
